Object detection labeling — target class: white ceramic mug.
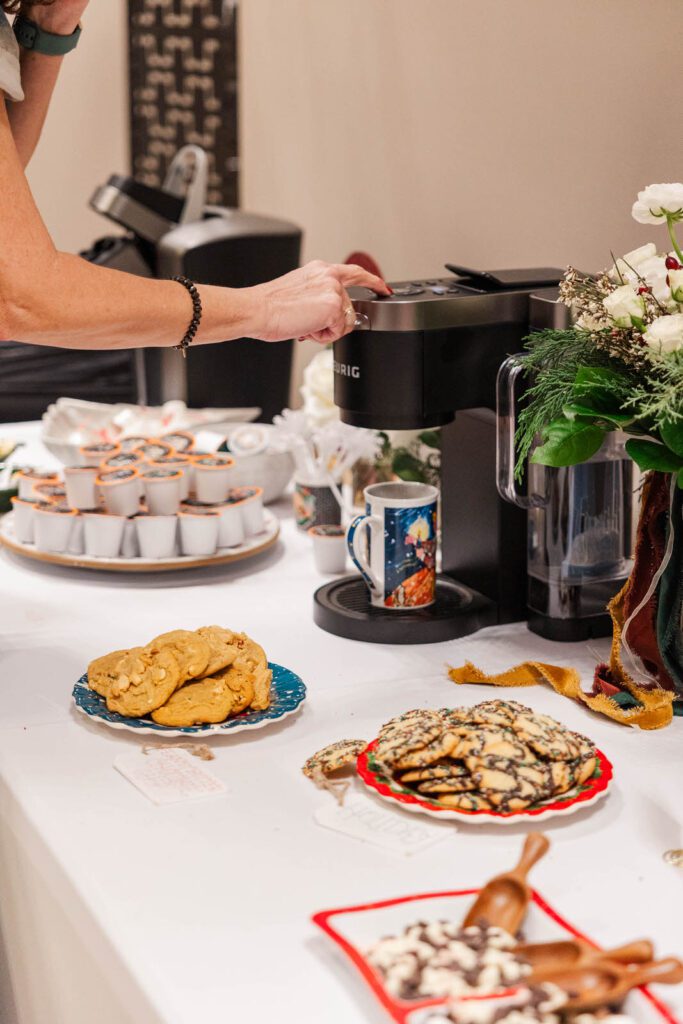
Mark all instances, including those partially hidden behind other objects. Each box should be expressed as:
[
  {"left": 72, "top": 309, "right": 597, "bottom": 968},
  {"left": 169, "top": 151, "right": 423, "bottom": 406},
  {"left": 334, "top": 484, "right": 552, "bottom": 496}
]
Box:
[{"left": 347, "top": 482, "right": 438, "bottom": 610}]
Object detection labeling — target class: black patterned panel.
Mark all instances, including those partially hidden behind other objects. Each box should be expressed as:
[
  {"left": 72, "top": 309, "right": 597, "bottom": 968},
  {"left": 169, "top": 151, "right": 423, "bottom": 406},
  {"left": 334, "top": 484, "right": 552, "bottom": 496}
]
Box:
[{"left": 128, "top": 0, "right": 239, "bottom": 207}]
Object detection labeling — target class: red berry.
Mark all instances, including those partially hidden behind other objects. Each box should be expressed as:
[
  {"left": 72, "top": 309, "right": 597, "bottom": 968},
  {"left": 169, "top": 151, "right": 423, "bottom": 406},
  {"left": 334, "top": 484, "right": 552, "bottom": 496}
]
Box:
[
  {"left": 665, "top": 256, "right": 681, "bottom": 270},
  {"left": 637, "top": 285, "right": 651, "bottom": 294}
]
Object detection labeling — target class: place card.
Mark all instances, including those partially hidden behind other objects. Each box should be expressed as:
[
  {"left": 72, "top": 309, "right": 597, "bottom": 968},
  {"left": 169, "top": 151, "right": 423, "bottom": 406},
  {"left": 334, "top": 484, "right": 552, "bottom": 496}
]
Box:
[
  {"left": 315, "top": 790, "right": 453, "bottom": 856},
  {"left": 114, "top": 748, "right": 226, "bottom": 805}
]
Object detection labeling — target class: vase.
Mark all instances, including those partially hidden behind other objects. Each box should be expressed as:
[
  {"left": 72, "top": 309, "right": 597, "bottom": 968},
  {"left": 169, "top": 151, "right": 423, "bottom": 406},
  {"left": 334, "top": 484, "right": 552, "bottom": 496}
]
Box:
[{"left": 594, "top": 471, "right": 683, "bottom": 723}]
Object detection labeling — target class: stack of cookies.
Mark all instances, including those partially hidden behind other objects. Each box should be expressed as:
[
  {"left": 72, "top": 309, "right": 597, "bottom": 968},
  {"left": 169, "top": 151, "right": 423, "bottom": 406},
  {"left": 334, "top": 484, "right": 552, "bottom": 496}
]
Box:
[
  {"left": 373, "top": 700, "right": 598, "bottom": 813},
  {"left": 87, "top": 626, "right": 271, "bottom": 726}
]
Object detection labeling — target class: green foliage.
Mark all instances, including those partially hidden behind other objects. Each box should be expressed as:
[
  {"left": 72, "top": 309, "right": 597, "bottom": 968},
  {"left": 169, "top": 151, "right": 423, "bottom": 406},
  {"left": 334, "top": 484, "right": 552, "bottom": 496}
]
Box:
[
  {"left": 531, "top": 420, "right": 605, "bottom": 468},
  {"left": 625, "top": 439, "right": 683, "bottom": 474},
  {"left": 513, "top": 328, "right": 683, "bottom": 488}
]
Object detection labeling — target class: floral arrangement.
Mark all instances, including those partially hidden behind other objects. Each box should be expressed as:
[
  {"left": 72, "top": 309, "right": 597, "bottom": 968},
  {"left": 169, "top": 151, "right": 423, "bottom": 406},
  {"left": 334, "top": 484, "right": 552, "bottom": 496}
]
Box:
[{"left": 515, "top": 182, "right": 683, "bottom": 484}]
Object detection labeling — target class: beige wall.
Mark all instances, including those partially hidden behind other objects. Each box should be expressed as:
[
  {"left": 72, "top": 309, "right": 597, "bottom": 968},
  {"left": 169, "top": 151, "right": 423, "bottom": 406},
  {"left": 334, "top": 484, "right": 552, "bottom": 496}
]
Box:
[
  {"left": 239, "top": 0, "right": 683, "bottom": 396},
  {"left": 26, "top": 1, "right": 129, "bottom": 254}
]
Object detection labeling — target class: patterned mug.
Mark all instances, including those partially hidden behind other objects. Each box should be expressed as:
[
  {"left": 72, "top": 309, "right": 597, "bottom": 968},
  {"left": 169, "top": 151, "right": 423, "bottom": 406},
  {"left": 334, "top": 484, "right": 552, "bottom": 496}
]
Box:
[{"left": 347, "top": 482, "right": 438, "bottom": 610}]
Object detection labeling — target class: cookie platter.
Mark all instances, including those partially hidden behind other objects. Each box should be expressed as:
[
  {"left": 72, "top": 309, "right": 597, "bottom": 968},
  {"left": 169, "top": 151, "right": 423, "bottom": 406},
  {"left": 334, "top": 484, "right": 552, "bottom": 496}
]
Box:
[
  {"left": 0, "top": 508, "right": 279, "bottom": 573},
  {"left": 357, "top": 742, "right": 612, "bottom": 825},
  {"left": 73, "top": 661, "right": 306, "bottom": 737},
  {"left": 312, "top": 886, "right": 677, "bottom": 1024},
  {"left": 351, "top": 701, "right": 613, "bottom": 826}
]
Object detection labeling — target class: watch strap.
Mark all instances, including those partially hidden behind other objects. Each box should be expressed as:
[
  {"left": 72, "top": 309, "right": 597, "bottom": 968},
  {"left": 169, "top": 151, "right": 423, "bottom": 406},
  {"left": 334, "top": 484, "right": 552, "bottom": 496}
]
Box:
[{"left": 13, "top": 15, "right": 82, "bottom": 57}]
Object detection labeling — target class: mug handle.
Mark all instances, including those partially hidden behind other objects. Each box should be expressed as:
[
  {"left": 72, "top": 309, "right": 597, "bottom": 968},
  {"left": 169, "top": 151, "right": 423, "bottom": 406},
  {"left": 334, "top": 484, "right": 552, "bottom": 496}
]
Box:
[{"left": 347, "top": 514, "right": 382, "bottom": 595}]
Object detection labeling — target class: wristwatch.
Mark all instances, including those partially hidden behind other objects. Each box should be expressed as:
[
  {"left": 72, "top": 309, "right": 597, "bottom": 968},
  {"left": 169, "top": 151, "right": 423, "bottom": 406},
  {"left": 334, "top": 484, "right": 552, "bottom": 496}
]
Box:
[{"left": 13, "top": 15, "right": 82, "bottom": 57}]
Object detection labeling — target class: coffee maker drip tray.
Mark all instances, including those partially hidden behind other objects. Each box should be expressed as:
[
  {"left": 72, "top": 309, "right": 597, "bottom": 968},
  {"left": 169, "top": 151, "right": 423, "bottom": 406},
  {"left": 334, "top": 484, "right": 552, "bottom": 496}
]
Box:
[{"left": 313, "top": 575, "right": 497, "bottom": 645}]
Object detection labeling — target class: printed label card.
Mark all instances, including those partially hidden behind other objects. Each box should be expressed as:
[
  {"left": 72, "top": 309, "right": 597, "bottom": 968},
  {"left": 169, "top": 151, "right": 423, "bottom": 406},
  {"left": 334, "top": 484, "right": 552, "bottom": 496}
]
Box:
[
  {"left": 114, "top": 748, "right": 226, "bottom": 805},
  {"left": 315, "top": 790, "right": 453, "bottom": 855}
]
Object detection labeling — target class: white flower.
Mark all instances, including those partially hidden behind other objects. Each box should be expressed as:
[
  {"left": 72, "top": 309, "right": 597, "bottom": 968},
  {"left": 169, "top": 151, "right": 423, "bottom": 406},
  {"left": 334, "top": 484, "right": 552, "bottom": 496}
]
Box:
[
  {"left": 642, "top": 313, "right": 683, "bottom": 354},
  {"left": 669, "top": 269, "right": 683, "bottom": 304},
  {"left": 632, "top": 183, "right": 683, "bottom": 225},
  {"left": 610, "top": 242, "right": 657, "bottom": 281},
  {"left": 300, "top": 348, "right": 339, "bottom": 428},
  {"left": 603, "top": 284, "right": 645, "bottom": 327}
]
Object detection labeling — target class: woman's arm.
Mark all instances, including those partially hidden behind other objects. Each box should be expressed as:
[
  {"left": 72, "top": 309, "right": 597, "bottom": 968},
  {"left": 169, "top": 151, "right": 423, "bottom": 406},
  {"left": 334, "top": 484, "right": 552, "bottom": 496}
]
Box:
[
  {"left": 6, "top": 1, "right": 86, "bottom": 167},
  {"left": 0, "top": 101, "right": 389, "bottom": 349}
]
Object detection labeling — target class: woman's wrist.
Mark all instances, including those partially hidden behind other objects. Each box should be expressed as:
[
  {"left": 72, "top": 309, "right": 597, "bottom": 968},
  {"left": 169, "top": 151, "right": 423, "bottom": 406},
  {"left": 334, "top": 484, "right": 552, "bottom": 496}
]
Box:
[{"left": 21, "top": 4, "right": 81, "bottom": 35}]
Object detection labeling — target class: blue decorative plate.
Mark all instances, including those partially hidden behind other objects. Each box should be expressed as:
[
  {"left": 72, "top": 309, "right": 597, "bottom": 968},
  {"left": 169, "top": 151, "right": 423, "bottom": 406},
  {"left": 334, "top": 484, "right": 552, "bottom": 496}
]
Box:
[{"left": 72, "top": 662, "right": 306, "bottom": 737}]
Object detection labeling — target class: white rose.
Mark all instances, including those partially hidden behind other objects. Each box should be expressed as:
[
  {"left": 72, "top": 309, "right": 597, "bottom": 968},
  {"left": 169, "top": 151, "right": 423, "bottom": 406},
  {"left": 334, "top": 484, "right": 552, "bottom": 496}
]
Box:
[
  {"left": 300, "top": 348, "right": 338, "bottom": 427},
  {"left": 603, "top": 284, "right": 645, "bottom": 327},
  {"left": 642, "top": 313, "right": 683, "bottom": 354},
  {"left": 632, "top": 183, "right": 683, "bottom": 225},
  {"left": 669, "top": 269, "right": 683, "bottom": 304},
  {"left": 610, "top": 242, "right": 657, "bottom": 281}
]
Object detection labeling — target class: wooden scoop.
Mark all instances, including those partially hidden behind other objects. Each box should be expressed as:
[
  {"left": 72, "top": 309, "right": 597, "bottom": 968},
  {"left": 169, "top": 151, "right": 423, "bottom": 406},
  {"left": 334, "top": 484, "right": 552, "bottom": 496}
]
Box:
[
  {"left": 517, "top": 938, "right": 654, "bottom": 977},
  {"left": 463, "top": 832, "right": 550, "bottom": 934},
  {"left": 549, "top": 957, "right": 683, "bottom": 1013}
]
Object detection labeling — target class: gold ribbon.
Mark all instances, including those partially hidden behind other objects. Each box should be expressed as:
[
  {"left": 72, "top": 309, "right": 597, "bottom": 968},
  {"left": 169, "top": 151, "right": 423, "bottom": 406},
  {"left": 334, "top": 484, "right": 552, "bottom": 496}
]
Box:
[{"left": 448, "top": 581, "right": 675, "bottom": 730}]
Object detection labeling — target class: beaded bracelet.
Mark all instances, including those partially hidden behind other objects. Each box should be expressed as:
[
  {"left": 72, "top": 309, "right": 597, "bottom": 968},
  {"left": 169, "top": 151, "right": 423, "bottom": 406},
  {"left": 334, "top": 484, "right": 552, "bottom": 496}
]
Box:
[{"left": 171, "top": 275, "right": 203, "bottom": 357}]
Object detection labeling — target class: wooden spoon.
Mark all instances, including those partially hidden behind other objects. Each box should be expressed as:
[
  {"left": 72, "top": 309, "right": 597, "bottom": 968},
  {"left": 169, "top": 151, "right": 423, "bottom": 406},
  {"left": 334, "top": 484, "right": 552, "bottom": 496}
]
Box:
[
  {"left": 549, "top": 957, "right": 683, "bottom": 1013},
  {"left": 463, "top": 832, "right": 550, "bottom": 934},
  {"left": 517, "top": 939, "right": 654, "bottom": 977}
]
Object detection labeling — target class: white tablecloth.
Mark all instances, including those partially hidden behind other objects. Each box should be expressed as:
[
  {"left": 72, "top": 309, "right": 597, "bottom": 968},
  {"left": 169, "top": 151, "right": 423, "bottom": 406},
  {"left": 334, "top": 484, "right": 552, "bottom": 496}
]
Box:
[{"left": 0, "top": 423, "right": 681, "bottom": 1024}]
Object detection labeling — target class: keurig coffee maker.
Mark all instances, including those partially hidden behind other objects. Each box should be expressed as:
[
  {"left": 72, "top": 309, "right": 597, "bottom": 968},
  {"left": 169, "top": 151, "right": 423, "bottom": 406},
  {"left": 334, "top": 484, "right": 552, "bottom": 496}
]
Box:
[{"left": 313, "top": 265, "right": 564, "bottom": 644}]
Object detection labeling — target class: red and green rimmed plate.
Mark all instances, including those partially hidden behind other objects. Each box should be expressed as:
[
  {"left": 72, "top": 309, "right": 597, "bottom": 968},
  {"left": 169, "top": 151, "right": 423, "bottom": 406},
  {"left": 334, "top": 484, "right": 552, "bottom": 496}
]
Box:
[{"left": 356, "top": 740, "right": 613, "bottom": 826}]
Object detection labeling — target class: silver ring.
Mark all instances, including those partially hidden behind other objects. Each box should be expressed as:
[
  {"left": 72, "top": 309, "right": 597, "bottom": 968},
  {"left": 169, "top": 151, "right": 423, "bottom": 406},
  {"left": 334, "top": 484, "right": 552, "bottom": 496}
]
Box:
[{"left": 344, "top": 304, "right": 356, "bottom": 326}]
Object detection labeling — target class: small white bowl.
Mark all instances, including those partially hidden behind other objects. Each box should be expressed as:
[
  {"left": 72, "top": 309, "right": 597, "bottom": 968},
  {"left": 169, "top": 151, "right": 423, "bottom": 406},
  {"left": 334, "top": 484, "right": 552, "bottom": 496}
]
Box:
[
  {"left": 193, "top": 454, "right": 235, "bottom": 504},
  {"left": 10, "top": 496, "right": 39, "bottom": 543},
  {"left": 64, "top": 466, "right": 100, "bottom": 510},
  {"left": 96, "top": 468, "right": 141, "bottom": 518},
  {"left": 135, "top": 513, "right": 178, "bottom": 560},
  {"left": 82, "top": 511, "right": 126, "bottom": 558},
  {"left": 228, "top": 486, "right": 265, "bottom": 537},
  {"left": 141, "top": 467, "right": 183, "bottom": 516},
  {"left": 17, "top": 469, "right": 58, "bottom": 501},
  {"left": 177, "top": 508, "right": 220, "bottom": 556},
  {"left": 79, "top": 442, "right": 121, "bottom": 468},
  {"left": 33, "top": 503, "right": 78, "bottom": 553}
]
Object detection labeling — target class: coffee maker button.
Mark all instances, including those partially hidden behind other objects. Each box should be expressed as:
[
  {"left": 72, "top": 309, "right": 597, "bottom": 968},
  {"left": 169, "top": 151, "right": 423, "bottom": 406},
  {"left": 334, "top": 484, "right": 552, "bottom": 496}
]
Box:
[
  {"left": 392, "top": 285, "right": 424, "bottom": 296},
  {"left": 430, "top": 286, "right": 447, "bottom": 295}
]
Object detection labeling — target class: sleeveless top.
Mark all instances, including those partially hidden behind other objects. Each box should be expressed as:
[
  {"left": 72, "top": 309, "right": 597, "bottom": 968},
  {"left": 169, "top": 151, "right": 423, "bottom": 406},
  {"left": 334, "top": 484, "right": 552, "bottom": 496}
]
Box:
[{"left": 0, "top": 10, "right": 24, "bottom": 101}]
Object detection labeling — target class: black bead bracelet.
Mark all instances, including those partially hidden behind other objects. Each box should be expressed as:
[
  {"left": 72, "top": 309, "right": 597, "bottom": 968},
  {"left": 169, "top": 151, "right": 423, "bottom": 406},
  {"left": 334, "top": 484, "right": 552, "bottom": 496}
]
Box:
[{"left": 171, "top": 275, "right": 203, "bottom": 357}]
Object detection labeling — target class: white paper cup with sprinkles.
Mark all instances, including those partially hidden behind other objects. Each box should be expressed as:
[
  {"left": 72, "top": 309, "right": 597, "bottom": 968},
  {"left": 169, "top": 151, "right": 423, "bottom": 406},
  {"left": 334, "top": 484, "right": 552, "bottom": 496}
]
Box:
[
  {"left": 63, "top": 465, "right": 100, "bottom": 510},
  {"left": 16, "top": 469, "right": 58, "bottom": 500},
  {"left": 178, "top": 507, "right": 220, "bottom": 556},
  {"left": 141, "top": 467, "right": 183, "bottom": 516},
  {"left": 193, "top": 454, "right": 235, "bottom": 504},
  {"left": 32, "top": 502, "right": 78, "bottom": 553},
  {"left": 96, "top": 467, "right": 141, "bottom": 518},
  {"left": 228, "top": 486, "right": 265, "bottom": 537},
  {"left": 135, "top": 512, "right": 178, "bottom": 559},
  {"left": 82, "top": 510, "right": 126, "bottom": 558},
  {"left": 79, "top": 442, "right": 121, "bottom": 468},
  {"left": 10, "top": 495, "right": 39, "bottom": 543}
]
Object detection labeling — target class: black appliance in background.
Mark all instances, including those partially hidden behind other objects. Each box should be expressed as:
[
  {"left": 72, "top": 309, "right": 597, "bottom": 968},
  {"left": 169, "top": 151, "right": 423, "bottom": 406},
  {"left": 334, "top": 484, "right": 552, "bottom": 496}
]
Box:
[
  {"left": 0, "top": 147, "right": 302, "bottom": 424},
  {"left": 313, "top": 265, "right": 565, "bottom": 645}
]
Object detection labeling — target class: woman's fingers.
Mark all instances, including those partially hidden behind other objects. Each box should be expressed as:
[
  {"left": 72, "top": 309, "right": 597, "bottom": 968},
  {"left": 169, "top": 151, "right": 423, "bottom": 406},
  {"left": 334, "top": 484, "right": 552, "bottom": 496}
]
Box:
[{"left": 334, "top": 263, "right": 392, "bottom": 295}]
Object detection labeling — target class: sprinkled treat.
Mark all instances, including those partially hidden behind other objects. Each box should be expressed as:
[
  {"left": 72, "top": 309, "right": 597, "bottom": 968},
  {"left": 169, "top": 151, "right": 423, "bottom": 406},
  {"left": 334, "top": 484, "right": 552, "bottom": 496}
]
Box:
[
  {"left": 422, "top": 982, "right": 569, "bottom": 1024},
  {"left": 303, "top": 739, "right": 367, "bottom": 779}
]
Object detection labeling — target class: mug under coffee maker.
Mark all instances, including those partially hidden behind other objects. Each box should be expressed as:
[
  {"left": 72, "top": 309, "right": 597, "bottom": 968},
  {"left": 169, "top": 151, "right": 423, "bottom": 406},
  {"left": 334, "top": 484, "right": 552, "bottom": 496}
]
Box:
[{"left": 348, "top": 482, "right": 438, "bottom": 611}]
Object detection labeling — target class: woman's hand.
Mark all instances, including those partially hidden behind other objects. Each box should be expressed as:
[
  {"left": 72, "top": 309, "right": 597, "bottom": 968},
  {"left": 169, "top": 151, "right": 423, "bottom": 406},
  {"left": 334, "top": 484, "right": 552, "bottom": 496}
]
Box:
[
  {"left": 21, "top": 0, "right": 89, "bottom": 34},
  {"left": 244, "top": 260, "right": 391, "bottom": 344}
]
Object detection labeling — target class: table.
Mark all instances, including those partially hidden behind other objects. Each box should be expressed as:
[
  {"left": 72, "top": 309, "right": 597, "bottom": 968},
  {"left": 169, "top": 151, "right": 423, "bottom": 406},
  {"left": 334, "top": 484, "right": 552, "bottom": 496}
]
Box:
[{"left": 0, "top": 423, "right": 681, "bottom": 1024}]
